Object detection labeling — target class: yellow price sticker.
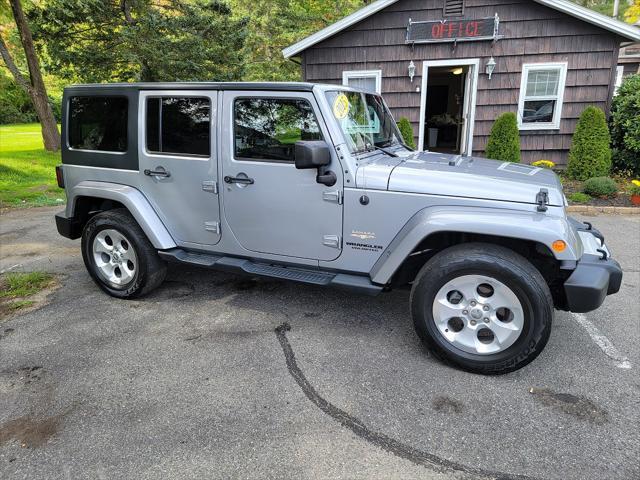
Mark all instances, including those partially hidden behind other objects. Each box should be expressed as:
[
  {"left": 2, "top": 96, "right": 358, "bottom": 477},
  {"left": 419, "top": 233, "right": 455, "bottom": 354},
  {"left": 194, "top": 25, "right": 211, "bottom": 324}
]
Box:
[{"left": 333, "top": 93, "right": 350, "bottom": 119}]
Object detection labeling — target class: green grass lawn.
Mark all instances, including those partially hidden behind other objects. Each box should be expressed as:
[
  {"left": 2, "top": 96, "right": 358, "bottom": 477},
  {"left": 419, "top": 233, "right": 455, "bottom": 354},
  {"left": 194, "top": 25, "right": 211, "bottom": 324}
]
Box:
[{"left": 0, "top": 123, "right": 64, "bottom": 208}]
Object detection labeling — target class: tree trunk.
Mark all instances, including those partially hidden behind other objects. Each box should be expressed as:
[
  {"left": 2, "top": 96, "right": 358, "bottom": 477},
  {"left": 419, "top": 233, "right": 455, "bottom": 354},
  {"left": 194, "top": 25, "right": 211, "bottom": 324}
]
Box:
[{"left": 7, "top": 0, "right": 61, "bottom": 151}]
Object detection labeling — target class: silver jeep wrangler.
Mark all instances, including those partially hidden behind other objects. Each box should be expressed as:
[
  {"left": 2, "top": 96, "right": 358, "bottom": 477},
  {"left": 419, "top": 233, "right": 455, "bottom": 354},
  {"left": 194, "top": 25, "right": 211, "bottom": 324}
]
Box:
[{"left": 55, "top": 82, "right": 622, "bottom": 374}]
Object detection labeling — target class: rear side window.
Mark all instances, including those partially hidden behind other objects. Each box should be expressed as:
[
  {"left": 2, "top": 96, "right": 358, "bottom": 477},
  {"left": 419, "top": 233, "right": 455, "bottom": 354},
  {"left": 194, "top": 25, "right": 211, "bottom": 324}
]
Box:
[
  {"left": 146, "top": 97, "right": 210, "bottom": 156},
  {"left": 234, "top": 98, "right": 322, "bottom": 162},
  {"left": 68, "top": 96, "right": 128, "bottom": 152}
]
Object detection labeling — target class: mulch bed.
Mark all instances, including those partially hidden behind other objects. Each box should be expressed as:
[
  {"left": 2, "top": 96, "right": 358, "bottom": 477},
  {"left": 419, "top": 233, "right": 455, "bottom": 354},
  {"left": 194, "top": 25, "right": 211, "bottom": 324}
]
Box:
[{"left": 561, "top": 178, "right": 638, "bottom": 207}]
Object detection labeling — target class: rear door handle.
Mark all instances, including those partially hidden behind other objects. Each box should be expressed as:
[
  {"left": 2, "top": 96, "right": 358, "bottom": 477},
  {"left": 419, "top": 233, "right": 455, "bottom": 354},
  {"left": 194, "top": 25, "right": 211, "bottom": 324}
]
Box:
[
  {"left": 144, "top": 168, "right": 171, "bottom": 178},
  {"left": 224, "top": 175, "right": 254, "bottom": 185}
]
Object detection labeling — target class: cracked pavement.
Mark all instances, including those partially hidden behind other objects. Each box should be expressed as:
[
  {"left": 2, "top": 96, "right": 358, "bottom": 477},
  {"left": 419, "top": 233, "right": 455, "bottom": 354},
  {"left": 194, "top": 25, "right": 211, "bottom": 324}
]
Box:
[{"left": 1, "top": 207, "right": 638, "bottom": 479}]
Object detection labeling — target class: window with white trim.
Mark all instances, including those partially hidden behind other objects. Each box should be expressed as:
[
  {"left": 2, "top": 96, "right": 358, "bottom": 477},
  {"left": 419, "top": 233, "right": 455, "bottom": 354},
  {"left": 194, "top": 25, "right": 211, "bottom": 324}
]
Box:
[
  {"left": 517, "top": 63, "right": 567, "bottom": 130},
  {"left": 342, "top": 70, "right": 382, "bottom": 94}
]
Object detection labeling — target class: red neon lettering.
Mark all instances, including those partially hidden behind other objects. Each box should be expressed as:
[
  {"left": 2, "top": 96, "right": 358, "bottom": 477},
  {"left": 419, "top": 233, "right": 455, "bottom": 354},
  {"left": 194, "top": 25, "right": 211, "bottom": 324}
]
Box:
[
  {"left": 465, "top": 22, "right": 475, "bottom": 36},
  {"left": 447, "top": 22, "right": 455, "bottom": 37},
  {"left": 432, "top": 23, "right": 442, "bottom": 38}
]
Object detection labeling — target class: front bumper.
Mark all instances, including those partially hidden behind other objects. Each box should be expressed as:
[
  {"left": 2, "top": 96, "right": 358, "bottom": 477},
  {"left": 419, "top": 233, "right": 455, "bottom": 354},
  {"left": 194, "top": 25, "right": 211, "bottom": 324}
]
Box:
[
  {"left": 55, "top": 211, "right": 82, "bottom": 240},
  {"left": 563, "top": 220, "right": 622, "bottom": 313}
]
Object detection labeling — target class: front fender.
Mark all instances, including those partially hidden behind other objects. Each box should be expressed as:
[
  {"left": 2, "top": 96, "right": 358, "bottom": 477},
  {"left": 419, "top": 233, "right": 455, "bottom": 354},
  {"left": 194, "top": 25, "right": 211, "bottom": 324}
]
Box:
[
  {"left": 370, "top": 206, "right": 581, "bottom": 285},
  {"left": 67, "top": 181, "right": 176, "bottom": 250}
]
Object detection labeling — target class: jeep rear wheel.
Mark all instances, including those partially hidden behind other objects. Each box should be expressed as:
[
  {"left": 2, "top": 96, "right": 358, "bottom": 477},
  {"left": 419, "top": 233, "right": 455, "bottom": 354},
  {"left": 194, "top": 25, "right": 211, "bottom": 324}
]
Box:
[
  {"left": 82, "top": 209, "right": 166, "bottom": 298},
  {"left": 410, "top": 243, "right": 553, "bottom": 374}
]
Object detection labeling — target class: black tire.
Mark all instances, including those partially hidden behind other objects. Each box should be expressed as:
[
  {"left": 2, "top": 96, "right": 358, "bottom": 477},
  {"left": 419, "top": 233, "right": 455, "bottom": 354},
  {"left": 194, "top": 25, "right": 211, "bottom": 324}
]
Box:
[
  {"left": 81, "top": 208, "right": 167, "bottom": 298},
  {"left": 410, "top": 242, "right": 553, "bottom": 374}
]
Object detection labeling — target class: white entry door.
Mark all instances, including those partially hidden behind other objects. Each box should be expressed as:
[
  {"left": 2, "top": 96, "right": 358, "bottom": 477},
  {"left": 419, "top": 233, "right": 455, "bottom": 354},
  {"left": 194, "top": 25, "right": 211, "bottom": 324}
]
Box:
[{"left": 418, "top": 59, "right": 479, "bottom": 155}]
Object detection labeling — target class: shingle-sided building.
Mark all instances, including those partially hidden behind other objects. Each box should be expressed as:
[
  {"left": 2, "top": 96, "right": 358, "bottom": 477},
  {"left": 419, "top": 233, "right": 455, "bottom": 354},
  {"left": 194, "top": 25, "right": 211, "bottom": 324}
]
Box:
[{"left": 283, "top": 0, "right": 640, "bottom": 164}]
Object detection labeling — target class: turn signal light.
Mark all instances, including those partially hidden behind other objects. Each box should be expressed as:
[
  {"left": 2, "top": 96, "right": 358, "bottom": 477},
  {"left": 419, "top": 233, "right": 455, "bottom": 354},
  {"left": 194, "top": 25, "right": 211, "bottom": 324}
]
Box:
[{"left": 551, "top": 240, "right": 567, "bottom": 253}]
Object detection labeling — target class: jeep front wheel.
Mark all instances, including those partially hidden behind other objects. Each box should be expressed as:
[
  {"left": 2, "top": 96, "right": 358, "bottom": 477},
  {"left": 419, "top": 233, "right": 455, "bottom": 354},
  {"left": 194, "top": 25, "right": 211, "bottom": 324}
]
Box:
[
  {"left": 410, "top": 243, "right": 553, "bottom": 374},
  {"left": 81, "top": 209, "right": 166, "bottom": 298}
]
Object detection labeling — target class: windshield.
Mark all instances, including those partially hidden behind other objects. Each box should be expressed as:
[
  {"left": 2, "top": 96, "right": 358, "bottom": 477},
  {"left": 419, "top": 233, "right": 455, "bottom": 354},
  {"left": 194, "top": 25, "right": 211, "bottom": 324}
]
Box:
[{"left": 325, "top": 90, "right": 404, "bottom": 154}]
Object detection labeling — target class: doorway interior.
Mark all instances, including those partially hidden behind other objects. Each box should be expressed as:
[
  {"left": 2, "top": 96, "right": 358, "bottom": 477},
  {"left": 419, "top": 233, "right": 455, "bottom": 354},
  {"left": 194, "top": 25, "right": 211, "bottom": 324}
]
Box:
[{"left": 418, "top": 59, "right": 479, "bottom": 155}]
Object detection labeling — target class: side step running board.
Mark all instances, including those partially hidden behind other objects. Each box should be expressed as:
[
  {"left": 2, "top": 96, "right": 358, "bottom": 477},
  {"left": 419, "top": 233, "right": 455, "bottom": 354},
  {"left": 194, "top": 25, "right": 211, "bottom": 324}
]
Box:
[{"left": 158, "top": 249, "right": 383, "bottom": 296}]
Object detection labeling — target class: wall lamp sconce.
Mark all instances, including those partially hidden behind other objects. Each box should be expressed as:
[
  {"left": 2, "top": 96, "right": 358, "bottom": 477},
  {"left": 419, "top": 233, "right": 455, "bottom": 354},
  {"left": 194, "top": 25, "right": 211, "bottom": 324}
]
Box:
[
  {"left": 408, "top": 60, "right": 416, "bottom": 83},
  {"left": 486, "top": 56, "right": 496, "bottom": 80}
]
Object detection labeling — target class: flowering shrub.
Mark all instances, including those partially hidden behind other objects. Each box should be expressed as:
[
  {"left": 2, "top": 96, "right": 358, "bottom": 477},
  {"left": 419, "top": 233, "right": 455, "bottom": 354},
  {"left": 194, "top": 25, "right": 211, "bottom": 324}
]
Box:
[
  {"left": 532, "top": 160, "right": 555, "bottom": 169},
  {"left": 630, "top": 179, "right": 640, "bottom": 196}
]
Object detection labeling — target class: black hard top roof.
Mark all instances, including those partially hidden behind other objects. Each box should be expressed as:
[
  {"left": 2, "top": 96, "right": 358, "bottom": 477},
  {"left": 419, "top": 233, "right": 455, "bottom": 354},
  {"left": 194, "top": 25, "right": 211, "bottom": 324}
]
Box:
[{"left": 64, "top": 82, "right": 317, "bottom": 92}]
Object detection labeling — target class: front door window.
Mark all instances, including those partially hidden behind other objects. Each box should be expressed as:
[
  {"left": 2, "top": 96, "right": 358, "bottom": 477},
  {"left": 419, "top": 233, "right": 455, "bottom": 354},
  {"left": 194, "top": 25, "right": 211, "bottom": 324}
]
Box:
[{"left": 233, "top": 98, "right": 322, "bottom": 162}]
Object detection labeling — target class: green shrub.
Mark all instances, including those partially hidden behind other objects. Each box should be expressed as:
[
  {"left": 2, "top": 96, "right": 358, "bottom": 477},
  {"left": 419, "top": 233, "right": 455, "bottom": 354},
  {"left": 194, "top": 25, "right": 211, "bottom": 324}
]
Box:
[
  {"left": 610, "top": 74, "right": 640, "bottom": 176},
  {"left": 567, "top": 192, "right": 591, "bottom": 204},
  {"left": 485, "top": 112, "right": 520, "bottom": 163},
  {"left": 566, "top": 106, "right": 611, "bottom": 180},
  {"left": 0, "top": 72, "right": 62, "bottom": 125},
  {"left": 582, "top": 176, "right": 618, "bottom": 198},
  {"left": 396, "top": 117, "right": 416, "bottom": 149},
  {"left": 0, "top": 74, "right": 38, "bottom": 124}
]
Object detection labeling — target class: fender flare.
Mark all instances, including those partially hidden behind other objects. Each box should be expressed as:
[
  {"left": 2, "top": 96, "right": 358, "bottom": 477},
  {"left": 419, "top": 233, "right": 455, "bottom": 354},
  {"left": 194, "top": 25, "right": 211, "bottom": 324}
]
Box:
[
  {"left": 68, "top": 181, "right": 176, "bottom": 250},
  {"left": 370, "top": 206, "right": 581, "bottom": 285}
]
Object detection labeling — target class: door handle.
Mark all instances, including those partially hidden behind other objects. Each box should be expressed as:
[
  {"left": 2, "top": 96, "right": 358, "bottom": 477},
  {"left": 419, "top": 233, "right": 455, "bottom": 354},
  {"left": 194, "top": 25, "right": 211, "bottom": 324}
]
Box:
[
  {"left": 144, "top": 168, "right": 171, "bottom": 178},
  {"left": 224, "top": 175, "right": 254, "bottom": 185}
]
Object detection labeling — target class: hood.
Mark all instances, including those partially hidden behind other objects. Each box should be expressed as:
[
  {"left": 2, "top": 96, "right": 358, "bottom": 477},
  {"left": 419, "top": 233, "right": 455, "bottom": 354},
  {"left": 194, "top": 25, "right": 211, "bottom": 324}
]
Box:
[{"left": 355, "top": 151, "right": 564, "bottom": 206}]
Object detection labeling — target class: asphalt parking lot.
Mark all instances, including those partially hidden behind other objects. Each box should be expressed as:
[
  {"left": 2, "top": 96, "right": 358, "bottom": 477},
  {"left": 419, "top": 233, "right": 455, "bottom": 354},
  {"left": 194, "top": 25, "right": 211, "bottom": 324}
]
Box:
[{"left": 1, "top": 207, "right": 638, "bottom": 480}]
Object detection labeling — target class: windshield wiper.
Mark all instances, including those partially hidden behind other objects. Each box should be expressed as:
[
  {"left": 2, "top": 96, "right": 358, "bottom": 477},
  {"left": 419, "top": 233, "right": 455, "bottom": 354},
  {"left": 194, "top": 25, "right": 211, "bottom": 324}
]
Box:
[
  {"left": 372, "top": 145, "right": 399, "bottom": 157},
  {"left": 376, "top": 139, "right": 414, "bottom": 152}
]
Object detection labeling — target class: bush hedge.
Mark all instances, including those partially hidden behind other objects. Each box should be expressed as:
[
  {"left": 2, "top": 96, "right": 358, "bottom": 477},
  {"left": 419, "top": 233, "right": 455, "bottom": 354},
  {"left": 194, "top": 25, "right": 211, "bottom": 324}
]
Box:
[
  {"left": 485, "top": 112, "right": 520, "bottom": 163},
  {"left": 396, "top": 117, "right": 416, "bottom": 149},
  {"left": 610, "top": 74, "right": 640, "bottom": 176},
  {"left": 566, "top": 106, "right": 611, "bottom": 180},
  {"left": 582, "top": 177, "right": 618, "bottom": 198}
]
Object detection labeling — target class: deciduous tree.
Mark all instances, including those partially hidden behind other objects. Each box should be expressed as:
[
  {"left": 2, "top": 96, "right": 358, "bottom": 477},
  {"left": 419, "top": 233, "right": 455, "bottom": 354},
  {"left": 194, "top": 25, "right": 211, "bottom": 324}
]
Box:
[
  {"left": 230, "top": 0, "right": 369, "bottom": 81},
  {"left": 0, "top": 0, "right": 60, "bottom": 151}
]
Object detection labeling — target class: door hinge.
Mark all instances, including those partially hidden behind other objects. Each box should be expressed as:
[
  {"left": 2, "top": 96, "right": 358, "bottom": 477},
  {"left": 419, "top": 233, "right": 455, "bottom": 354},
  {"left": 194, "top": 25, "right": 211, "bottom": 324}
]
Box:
[
  {"left": 204, "top": 221, "right": 220, "bottom": 234},
  {"left": 202, "top": 180, "right": 218, "bottom": 194},
  {"left": 323, "top": 235, "right": 341, "bottom": 249},
  {"left": 322, "top": 190, "right": 343, "bottom": 204}
]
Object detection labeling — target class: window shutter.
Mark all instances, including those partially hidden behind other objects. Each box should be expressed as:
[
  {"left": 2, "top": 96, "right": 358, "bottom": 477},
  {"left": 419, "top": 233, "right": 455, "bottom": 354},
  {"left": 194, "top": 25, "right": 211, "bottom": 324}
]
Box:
[{"left": 444, "top": 0, "right": 464, "bottom": 17}]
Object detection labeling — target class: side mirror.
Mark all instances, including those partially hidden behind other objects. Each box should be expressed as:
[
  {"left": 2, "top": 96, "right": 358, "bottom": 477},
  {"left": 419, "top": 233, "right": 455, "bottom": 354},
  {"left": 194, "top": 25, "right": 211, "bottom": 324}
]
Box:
[{"left": 294, "top": 141, "right": 331, "bottom": 169}]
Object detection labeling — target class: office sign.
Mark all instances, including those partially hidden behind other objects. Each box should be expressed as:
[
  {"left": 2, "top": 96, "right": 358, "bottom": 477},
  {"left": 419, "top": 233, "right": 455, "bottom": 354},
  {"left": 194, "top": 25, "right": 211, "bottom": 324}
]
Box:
[{"left": 406, "top": 15, "right": 499, "bottom": 44}]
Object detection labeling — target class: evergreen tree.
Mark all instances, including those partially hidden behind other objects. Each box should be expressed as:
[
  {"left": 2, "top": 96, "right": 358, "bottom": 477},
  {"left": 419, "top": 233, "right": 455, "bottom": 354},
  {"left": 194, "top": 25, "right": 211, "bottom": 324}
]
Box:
[
  {"left": 397, "top": 117, "right": 416, "bottom": 149},
  {"left": 485, "top": 112, "right": 521, "bottom": 163},
  {"left": 29, "top": 0, "right": 248, "bottom": 82},
  {"left": 567, "top": 106, "right": 611, "bottom": 180}
]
